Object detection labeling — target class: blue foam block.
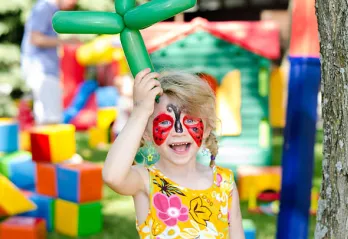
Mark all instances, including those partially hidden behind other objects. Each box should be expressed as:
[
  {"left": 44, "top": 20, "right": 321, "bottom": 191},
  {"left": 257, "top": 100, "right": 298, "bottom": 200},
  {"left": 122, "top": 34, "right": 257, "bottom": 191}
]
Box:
[
  {"left": 20, "top": 192, "right": 55, "bottom": 231},
  {"left": 243, "top": 219, "right": 256, "bottom": 239},
  {"left": 0, "top": 122, "right": 19, "bottom": 152},
  {"left": 10, "top": 156, "right": 35, "bottom": 190},
  {"left": 96, "top": 86, "right": 119, "bottom": 108},
  {"left": 0, "top": 151, "right": 35, "bottom": 190},
  {"left": 57, "top": 166, "right": 78, "bottom": 202}
]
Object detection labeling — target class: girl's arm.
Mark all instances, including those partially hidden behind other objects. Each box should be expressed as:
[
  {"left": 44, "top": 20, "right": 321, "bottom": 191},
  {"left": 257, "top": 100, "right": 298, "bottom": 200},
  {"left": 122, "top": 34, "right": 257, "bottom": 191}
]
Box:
[
  {"left": 229, "top": 187, "right": 245, "bottom": 239},
  {"left": 102, "top": 68, "right": 162, "bottom": 196}
]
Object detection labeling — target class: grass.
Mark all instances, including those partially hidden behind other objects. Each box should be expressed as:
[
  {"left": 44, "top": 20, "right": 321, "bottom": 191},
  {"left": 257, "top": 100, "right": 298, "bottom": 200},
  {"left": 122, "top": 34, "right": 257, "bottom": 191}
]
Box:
[{"left": 48, "top": 130, "right": 323, "bottom": 239}]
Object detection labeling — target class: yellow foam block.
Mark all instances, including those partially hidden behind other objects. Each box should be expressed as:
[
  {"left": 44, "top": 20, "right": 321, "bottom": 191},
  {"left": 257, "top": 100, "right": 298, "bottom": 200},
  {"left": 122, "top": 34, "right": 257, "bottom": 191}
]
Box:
[
  {"left": 216, "top": 70, "right": 242, "bottom": 136},
  {"left": 0, "top": 118, "right": 15, "bottom": 123},
  {"left": 0, "top": 174, "right": 36, "bottom": 215},
  {"left": 237, "top": 166, "right": 281, "bottom": 201},
  {"left": 55, "top": 199, "right": 78, "bottom": 237},
  {"left": 88, "top": 127, "right": 108, "bottom": 148},
  {"left": 50, "top": 125, "right": 76, "bottom": 163},
  {"left": 20, "top": 131, "right": 31, "bottom": 151},
  {"left": 97, "top": 108, "right": 117, "bottom": 129}
]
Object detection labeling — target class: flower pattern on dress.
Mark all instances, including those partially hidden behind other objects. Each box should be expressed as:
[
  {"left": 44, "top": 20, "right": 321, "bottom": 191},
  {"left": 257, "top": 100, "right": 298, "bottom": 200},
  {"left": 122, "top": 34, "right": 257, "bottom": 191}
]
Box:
[
  {"left": 153, "top": 192, "right": 189, "bottom": 226},
  {"left": 215, "top": 173, "right": 222, "bottom": 187},
  {"left": 180, "top": 220, "right": 218, "bottom": 239},
  {"left": 189, "top": 197, "right": 212, "bottom": 226}
]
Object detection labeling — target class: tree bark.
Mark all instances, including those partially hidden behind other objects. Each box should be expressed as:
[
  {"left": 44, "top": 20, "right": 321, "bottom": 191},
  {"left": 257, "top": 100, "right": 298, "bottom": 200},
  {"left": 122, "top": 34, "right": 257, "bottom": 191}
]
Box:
[{"left": 315, "top": 0, "right": 348, "bottom": 238}]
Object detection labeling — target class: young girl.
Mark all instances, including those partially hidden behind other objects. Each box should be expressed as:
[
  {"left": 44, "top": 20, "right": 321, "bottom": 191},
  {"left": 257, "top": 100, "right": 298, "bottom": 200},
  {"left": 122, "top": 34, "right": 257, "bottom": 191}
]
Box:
[{"left": 103, "top": 68, "right": 245, "bottom": 238}]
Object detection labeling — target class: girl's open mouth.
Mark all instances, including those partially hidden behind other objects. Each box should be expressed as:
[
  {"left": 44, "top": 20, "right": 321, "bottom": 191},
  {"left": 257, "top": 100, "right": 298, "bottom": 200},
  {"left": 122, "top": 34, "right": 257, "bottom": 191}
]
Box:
[{"left": 169, "top": 142, "right": 191, "bottom": 154}]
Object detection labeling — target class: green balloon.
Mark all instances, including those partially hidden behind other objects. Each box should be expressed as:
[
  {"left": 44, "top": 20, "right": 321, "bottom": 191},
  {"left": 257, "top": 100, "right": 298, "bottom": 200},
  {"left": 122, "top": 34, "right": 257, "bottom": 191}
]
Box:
[
  {"left": 115, "top": 0, "right": 136, "bottom": 16},
  {"left": 52, "top": 11, "right": 124, "bottom": 34},
  {"left": 120, "top": 28, "right": 154, "bottom": 77},
  {"left": 124, "top": 0, "right": 196, "bottom": 29}
]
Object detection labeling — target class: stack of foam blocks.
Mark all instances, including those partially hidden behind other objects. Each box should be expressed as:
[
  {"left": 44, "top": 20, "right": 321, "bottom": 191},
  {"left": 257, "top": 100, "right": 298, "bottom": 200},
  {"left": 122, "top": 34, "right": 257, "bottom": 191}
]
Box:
[{"left": 0, "top": 121, "right": 104, "bottom": 238}]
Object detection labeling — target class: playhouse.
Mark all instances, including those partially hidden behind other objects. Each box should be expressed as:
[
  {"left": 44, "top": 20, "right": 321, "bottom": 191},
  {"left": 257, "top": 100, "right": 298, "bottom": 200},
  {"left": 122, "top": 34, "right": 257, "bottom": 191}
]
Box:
[{"left": 140, "top": 18, "right": 281, "bottom": 170}]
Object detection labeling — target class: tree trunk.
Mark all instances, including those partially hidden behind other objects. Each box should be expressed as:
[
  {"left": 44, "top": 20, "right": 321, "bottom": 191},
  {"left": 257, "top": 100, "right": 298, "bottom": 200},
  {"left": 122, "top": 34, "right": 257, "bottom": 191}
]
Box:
[{"left": 315, "top": 0, "right": 348, "bottom": 238}]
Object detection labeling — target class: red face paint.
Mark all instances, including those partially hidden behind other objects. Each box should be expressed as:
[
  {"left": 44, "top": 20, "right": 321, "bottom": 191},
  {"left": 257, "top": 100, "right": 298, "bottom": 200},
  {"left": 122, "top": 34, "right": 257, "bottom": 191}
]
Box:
[
  {"left": 153, "top": 114, "right": 174, "bottom": 145},
  {"left": 183, "top": 115, "right": 204, "bottom": 147}
]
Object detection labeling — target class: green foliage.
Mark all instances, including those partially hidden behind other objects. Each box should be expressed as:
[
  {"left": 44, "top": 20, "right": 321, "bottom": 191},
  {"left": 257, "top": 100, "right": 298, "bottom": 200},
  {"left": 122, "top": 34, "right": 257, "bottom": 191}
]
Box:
[{"left": 0, "top": 0, "right": 33, "bottom": 117}]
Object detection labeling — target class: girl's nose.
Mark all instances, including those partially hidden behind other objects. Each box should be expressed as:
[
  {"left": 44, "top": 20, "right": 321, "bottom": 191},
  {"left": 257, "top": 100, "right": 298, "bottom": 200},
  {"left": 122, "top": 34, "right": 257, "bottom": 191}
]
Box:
[{"left": 174, "top": 120, "right": 183, "bottom": 133}]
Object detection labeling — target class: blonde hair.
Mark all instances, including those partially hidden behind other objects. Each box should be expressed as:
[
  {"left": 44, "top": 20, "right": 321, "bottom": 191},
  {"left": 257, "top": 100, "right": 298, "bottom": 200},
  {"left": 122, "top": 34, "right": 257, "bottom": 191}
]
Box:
[{"left": 145, "top": 71, "right": 219, "bottom": 167}]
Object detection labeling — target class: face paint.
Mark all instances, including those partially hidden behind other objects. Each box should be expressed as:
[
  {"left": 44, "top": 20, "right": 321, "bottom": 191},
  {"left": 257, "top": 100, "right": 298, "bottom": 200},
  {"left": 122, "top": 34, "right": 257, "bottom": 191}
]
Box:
[
  {"left": 166, "top": 104, "right": 183, "bottom": 133},
  {"left": 183, "top": 115, "right": 204, "bottom": 147},
  {"left": 153, "top": 114, "right": 174, "bottom": 145}
]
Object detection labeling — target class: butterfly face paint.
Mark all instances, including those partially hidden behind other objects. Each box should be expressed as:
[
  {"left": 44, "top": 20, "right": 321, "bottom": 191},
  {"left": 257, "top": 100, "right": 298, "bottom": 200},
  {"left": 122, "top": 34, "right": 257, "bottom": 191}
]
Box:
[
  {"left": 183, "top": 115, "right": 204, "bottom": 147},
  {"left": 152, "top": 103, "right": 204, "bottom": 147}
]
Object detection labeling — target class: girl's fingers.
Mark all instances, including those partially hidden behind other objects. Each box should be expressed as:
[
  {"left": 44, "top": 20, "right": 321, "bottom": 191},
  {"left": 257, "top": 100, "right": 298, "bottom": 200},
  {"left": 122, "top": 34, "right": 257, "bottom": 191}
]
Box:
[
  {"left": 151, "top": 86, "right": 163, "bottom": 98},
  {"left": 134, "top": 68, "right": 151, "bottom": 85},
  {"left": 144, "top": 79, "right": 161, "bottom": 92},
  {"left": 139, "top": 72, "right": 160, "bottom": 86}
]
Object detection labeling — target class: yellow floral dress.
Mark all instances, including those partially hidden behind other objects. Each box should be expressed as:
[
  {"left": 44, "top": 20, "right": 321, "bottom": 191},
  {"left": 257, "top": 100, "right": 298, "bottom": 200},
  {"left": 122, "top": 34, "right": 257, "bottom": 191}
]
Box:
[{"left": 136, "top": 165, "right": 235, "bottom": 239}]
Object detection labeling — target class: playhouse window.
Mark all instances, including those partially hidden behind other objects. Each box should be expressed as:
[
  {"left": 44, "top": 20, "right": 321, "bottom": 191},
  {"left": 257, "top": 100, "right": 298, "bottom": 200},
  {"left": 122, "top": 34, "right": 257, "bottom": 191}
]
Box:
[
  {"left": 259, "top": 67, "right": 269, "bottom": 97},
  {"left": 216, "top": 70, "right": 242, "bottom": 136}
]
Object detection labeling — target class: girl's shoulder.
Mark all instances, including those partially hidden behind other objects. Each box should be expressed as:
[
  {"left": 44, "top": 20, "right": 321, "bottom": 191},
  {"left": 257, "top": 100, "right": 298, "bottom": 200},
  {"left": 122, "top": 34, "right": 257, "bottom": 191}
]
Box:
[{"left": 214, "top": 165, "right": 235, "bottom": 181}]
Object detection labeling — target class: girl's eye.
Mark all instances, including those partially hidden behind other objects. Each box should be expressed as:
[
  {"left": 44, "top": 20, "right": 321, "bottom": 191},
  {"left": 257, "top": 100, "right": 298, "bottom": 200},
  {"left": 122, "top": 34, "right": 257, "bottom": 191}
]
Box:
[
  {"left": 159, "top": 120, "right": 172, "bottom": 127},
  {"left": 185, "top": 118, "right": 198, "bottom": 125}
]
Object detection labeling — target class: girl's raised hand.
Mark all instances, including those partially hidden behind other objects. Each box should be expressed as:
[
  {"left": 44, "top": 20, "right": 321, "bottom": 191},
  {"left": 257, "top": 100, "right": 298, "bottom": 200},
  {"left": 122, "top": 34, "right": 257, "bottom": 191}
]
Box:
[{"left": 132, "top": 68, "right": 163, "bottom": 117}]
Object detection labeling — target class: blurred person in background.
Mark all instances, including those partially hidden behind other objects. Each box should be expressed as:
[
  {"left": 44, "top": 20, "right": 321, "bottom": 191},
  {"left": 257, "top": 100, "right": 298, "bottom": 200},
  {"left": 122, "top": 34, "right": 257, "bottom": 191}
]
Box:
[{"left": 20, "top": 0, "right": 78, "bottom": 125}]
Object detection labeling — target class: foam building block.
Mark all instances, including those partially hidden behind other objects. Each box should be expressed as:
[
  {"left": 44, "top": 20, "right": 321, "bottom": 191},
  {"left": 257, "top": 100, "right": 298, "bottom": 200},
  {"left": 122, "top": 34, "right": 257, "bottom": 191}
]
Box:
[
  {"left": 20, "top": 130, "right": 31, "bottom": 151},
  {"left": 0, "top": 151, "right": 35, "bottom": 190},
  {"left": 97, "top": 107, "right": 117, "bottom": 129},
  {"left": 237, "top": 166, "right": 281, "bottom": 201},
  {"left": 55, "top": 199, "right": 102, "bottom": 237},
  {"left": 0, "top": 174, "right": 37, "bottom": 216},
  {"left": 0, "top": 216, "right": 46, "bottom": 239},
  {"left": 30, "top": 124, "right": 76, "bottom": 163},
  {"left": 0, "top": 118, "right": 19, "bottom": 153},
  {"left": 57, "top": 162, "right": 103, "bottom": 203},
  {"left": 243, "top": 219, "right": 256, "bottom": 239},
  {"left": 35, "top": 162, "right": 58, "bottom": 197},
  {"left": 96, "top": 86, "right": 119, "bottom": 108},
  {"left": 20, "top": 191, "right": 55, "bottom": 232},
  {"left": 88, "top": 127, "right": 108, "bottom": 148}
]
